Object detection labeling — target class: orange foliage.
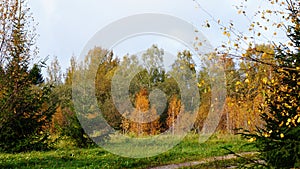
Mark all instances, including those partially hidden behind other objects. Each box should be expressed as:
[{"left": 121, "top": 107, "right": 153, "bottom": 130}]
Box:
[
  {"left": 166, "top": 95, "right": 181, "bottom": 134},
  {"left": 50, "top": 106, "right": 67, "bottom": 134},
  {"left": 122, "top": 88, "right": 161, "bottom": 136}
]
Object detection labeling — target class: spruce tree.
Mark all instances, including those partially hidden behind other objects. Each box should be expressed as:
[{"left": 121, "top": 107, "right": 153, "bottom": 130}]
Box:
[
  {"left": 0, "top": 0, "right": 56, "bottom": 152},
  {"left": 244, "top": 1, "right": 300, "bottom": 168}
]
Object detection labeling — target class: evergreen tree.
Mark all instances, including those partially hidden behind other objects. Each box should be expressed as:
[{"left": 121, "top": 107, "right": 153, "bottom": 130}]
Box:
[
  {"left": 243, "top": 1, "right": 300, "bottom": 167},
  {"left": 0, "top": 0, "right": 56, "bottom": 152}
]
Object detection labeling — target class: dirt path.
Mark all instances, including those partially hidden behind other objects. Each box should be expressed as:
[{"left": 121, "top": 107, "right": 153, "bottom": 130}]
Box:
[{"left": 149, "top": 152, "right": 258, "bottom": 169}]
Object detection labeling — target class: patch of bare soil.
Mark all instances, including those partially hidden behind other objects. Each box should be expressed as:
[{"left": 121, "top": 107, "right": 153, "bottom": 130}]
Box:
[{"left": 149, "top": 152, "right": 258, "bottom": 169}]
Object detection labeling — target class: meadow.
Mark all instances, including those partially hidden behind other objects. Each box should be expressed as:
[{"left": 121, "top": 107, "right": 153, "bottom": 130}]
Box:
[{"left": 0, "top": 134, "right": 257, "bottom": 169}]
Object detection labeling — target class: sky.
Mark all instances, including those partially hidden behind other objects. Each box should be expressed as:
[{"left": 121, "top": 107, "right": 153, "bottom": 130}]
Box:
[{"left": 28, "top": 0, "right": 282, "bottom": 75}]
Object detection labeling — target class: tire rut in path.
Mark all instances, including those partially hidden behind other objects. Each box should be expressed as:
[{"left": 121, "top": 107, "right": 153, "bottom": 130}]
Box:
[{"left": 148, "top": 152, "right": 258, "bottom": 169}]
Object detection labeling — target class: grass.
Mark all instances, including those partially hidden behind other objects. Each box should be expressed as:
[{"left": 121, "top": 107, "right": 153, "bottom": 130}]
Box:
[{"left": 0, "top": 133, "right": 257, "bottom": 169}]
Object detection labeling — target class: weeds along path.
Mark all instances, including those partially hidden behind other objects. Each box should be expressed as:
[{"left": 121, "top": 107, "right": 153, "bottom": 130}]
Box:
[{"left": 149, "top": 152, "right": 258, "bottom": 169}]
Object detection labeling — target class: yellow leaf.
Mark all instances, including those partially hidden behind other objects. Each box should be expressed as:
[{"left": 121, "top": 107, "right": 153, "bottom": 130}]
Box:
[
  {"left": 223, "top": 31, "right": 231, "bottom": 37},
  {"left": 279, "top": 121, "right": 284, "bottom": 127},
  {"left": 271, "top": 79, "right": 275, "bottom": 83},
  {"left": 280, "top": 133, "right": 284, "bottom": 138},
  {"left": 263, "top": 133, "right": 270, "bottom": 138},
  {"left": 226, "top": 32, "right": 231, "bottom": 37},
  {"left": 248, "top": 137, "right": 256, "bottom": 142},
  {"left": 262, "top": 77, "right": 268, "bottom": 84},
  {"left": 266, "top": 10, "right": 272, "bottom": 13}
]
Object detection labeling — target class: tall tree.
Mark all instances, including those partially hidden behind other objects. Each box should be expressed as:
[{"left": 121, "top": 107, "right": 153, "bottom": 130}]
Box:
[
  {"left": 0, "top": 0, "right": 56, "bottom": 152},
  {"left": 0, "top": 0, "right": 16, "bottom": 64},
  {"left": 128, "top": 88, "right": 160, "bottom": 136},
  {"left": 225, "top": 1, "right": 300, "bottom": 167},
  {"left": 51, "top": 56, "right": 94, "bottom": 148},
  {"left": 141, "top": 44, "right": 165, "bottom": 89},
  {"left": 247, "top": 2, "right": 300, "bottom": 167},
  {"left": 195, "top": 67, "right": 212, "bottom": 132},
  {"left": 47, "top": 56, "right": 62, "bottom": 84},
  {"left": 166, "top": 95, "right": 181, "bottom": 135},
  {"left": 170, "top": 50, "right": 197, "bottom": 113}
]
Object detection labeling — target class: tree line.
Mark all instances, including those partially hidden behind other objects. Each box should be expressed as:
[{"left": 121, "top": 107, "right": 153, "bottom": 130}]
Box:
[{"left": 47, "top": 44, "right": 273, "bottom": 144}]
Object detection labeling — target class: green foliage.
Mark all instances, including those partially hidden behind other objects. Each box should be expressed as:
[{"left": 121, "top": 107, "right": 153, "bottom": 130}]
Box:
[
  {"left": 29, "top": 64, "right": 45, "bottom": 85},
  {"left": 52, "top": 85, "right": 94, "bottom": 148},
  {"left": 47, "top": 56, "right": 95, "bottom": 148}
]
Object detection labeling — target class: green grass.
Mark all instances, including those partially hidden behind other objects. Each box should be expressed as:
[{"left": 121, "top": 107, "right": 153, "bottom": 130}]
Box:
[{"left": 0, "top": 134, "right": 257, "bottom": 169}]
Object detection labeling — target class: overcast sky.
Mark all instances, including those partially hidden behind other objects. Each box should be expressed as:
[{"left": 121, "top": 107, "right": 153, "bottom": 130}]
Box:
[{"left": 28, "top": 0, "right": 281, "bottom": 74}]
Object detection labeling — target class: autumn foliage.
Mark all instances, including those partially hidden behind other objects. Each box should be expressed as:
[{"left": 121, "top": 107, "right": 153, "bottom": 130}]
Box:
[
  {"left": 121, "top": 88, "right": 160, "bottom": 136},
  {"left": 1, "top": 2, "right": 300, "bottom": 168}
]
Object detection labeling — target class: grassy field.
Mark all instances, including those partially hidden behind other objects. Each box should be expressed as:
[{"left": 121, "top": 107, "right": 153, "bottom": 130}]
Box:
[{"left": 0, "top": 134, "right": 257, "bottom": 169}]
